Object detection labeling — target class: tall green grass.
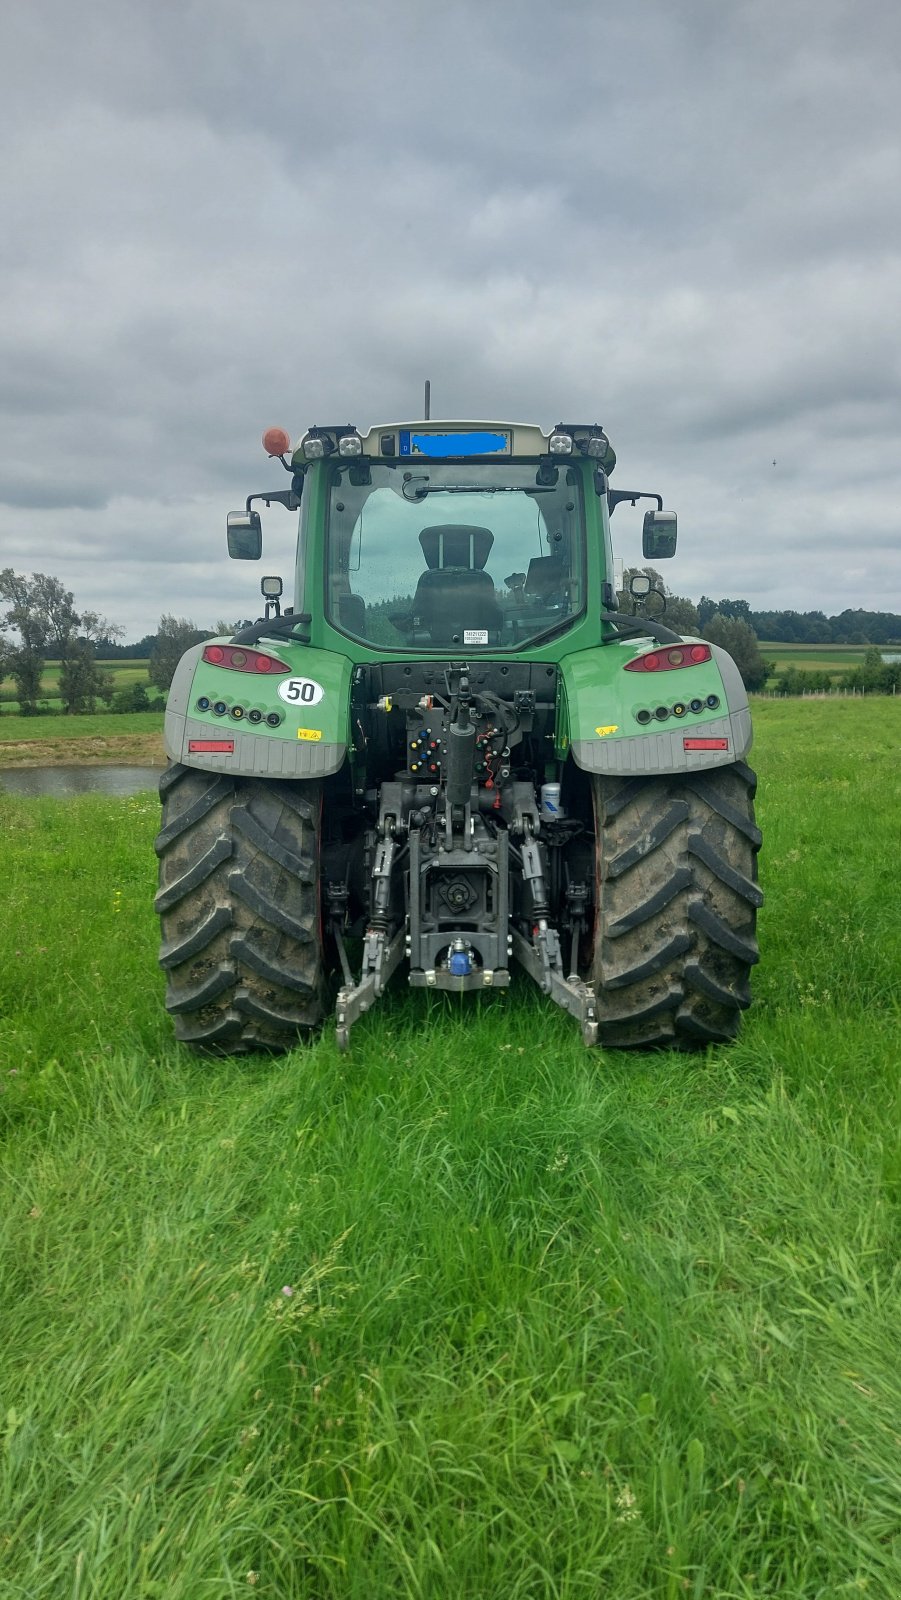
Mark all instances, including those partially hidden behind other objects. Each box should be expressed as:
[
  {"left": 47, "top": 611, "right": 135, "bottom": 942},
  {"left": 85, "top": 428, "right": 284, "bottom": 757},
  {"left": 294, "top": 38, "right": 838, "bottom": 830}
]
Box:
[{"left": 1, "top": 702, "right": 899, "bottom": 1598}]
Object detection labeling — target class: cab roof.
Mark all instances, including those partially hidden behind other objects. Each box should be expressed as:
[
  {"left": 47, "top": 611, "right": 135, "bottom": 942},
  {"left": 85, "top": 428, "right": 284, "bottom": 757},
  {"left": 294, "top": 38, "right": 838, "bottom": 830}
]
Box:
[{"left": 289, "top": 420, "right": 616, "bottom": 473}]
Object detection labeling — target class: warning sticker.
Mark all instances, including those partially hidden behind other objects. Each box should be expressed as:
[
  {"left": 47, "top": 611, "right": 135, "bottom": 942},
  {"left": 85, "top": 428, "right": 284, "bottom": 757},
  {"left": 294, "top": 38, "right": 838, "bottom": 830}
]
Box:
[
  {"left": 297, "top": 728, "right": 322, "bottom": 742},
  {"left": 595, "top": 724, "right": 618, "bottom": 737}
]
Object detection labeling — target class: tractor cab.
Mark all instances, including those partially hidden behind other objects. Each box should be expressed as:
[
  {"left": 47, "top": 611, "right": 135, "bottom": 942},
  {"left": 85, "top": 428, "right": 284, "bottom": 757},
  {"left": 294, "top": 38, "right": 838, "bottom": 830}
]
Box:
[
  {"left": 230, "top": 421, "right": 629, "bottom": 657},
  {"left": 323, "top": 455, "right": 587, "bottom": 652}
]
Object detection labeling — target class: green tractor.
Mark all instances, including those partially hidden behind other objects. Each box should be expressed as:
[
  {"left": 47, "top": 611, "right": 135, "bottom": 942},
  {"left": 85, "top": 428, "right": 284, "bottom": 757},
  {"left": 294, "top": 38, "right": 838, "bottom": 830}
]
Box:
[{"left": 155, "top": 416, "right": 761, "bottom": 1052}]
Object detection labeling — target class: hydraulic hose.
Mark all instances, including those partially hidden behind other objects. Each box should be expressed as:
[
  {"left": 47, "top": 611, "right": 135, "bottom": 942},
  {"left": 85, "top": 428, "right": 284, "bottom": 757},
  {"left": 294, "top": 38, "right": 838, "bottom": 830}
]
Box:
[{"left": 600, "top": 610, "right": 684, "bottom": 645}]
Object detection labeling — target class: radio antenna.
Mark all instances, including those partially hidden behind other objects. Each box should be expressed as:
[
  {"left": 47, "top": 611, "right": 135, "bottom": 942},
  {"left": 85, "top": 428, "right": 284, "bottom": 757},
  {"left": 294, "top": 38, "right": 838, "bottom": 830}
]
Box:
[{"left": 424, "top": 379, "right": 431, "bottom": 420}]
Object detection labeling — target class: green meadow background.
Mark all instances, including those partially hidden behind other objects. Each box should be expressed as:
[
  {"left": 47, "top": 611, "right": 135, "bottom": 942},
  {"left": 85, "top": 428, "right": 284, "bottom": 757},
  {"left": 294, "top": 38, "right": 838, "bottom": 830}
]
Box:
[
  {"left": 0, "top": 661, "right": 153, "bottom": 717},
  {"left": 0, "top": 698, "right": 899, "bottom": 1598}
]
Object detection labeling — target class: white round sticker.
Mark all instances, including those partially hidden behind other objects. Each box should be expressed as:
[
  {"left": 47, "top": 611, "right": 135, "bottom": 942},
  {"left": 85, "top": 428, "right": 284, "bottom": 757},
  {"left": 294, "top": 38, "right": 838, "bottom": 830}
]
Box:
[{"left": 277, "top": 676, "right": 325, "bottom": 707}]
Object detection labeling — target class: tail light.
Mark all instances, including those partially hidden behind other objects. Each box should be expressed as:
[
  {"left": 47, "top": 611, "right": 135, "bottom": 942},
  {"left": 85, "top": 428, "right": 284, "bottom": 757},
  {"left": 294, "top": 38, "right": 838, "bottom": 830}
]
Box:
[
  {"left": 624, "top": 644, "right": 711, "bottom": 673},
  {"left": 202, "top": 645, "right": 290, "bottom": 674}
]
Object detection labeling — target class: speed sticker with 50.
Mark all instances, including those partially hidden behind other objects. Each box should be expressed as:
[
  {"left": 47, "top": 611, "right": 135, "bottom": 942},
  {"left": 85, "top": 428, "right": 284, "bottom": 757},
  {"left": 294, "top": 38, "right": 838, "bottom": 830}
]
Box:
[{"left": 278, "top": 677, "right": 325, "bottom": 707}]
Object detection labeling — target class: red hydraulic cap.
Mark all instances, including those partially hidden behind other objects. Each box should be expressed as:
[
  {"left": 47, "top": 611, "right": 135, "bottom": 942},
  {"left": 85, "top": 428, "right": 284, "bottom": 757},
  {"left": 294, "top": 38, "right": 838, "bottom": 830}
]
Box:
[{"left": 262, "top": 426, "right": 291, "bottom": 457}]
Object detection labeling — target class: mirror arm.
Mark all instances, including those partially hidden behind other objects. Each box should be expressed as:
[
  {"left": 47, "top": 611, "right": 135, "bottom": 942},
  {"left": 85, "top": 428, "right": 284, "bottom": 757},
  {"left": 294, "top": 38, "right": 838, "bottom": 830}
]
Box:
[
  {"left": 600, "top": 610, "right": 684, "bottom": 646},
  {"left": 608, "top": 490, "right": 664, "bottom": 515},
  {"left": 246, "top": 489, "right": 300, "bottom": 514}
]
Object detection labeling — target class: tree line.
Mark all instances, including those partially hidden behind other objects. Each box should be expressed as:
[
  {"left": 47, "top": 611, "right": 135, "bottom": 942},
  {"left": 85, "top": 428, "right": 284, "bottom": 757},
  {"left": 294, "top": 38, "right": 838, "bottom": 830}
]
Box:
[
  {"left": 737, "top": 606, "right": 901, "bottom": 645},
  {"left": 3, "top": 565, "right": 900, "bottom": 713},
  {"left": 622, "top": 574, "right": 901, "bottom": 692},
  {"left": 773, "top": 649, "right": 901, "bottom": 697}
]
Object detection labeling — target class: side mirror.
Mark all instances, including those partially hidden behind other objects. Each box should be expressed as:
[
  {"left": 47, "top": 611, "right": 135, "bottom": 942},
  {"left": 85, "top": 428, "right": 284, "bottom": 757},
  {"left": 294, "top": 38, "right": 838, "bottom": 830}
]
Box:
[
  {"left": 227, "top": 510, "right": 262, "bottom": 560},
  {"left": 642, "top": 509, "right": 677, "bottom": 560}
]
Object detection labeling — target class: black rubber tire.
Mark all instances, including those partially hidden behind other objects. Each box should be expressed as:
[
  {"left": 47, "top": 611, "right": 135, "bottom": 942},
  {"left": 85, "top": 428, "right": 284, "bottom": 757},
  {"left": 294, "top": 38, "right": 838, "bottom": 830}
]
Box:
[
  {"left": 590, "top": 761, "right": 762, "bottom": 1048},
  {"left": 154, "top": 764, "right": 324, "bottom": 1051}
]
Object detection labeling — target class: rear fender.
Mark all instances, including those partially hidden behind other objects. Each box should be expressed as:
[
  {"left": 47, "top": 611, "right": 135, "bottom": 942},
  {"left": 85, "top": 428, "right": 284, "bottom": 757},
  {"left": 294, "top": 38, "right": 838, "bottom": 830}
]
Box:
[
  {"left": 163, "top": 641, "right": 350, "bottom": 778},
  {"left": 562, "top": 640, "right": 752, "bottom": 775}
]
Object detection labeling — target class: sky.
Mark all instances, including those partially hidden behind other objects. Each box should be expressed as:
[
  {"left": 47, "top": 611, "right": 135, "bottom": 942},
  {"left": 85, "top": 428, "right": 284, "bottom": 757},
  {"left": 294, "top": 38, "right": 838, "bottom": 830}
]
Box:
[{"left": 1, "top": 0, "right": 899, "bottom": 641}]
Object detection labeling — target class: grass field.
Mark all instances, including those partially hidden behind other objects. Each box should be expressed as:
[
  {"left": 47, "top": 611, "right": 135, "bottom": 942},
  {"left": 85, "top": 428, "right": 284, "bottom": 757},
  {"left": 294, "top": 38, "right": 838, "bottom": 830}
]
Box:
[
  {"left": 0, "top": 700, "right": 899, "bottom": 1598},
  {"left": 0, "top": 660, "right": 152, "bottom": 715},
  {"left": 758, "top": 644, "right": 871, "bottom": 683},
  {"left": 0, "top": 712, "right": 164, "bottom": 768}
]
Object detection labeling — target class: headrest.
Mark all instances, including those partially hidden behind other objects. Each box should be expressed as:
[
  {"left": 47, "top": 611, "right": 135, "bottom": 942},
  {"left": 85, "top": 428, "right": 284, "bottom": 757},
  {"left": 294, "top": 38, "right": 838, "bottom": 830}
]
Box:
[{"left": 419, "top": 524, "right": 494, "bottom": 570}]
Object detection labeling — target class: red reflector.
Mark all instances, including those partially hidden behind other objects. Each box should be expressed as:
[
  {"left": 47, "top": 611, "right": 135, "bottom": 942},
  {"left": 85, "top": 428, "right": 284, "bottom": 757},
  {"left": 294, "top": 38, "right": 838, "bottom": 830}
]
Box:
[
  {"left": 683, "top": 738, "right": 729, "bottom": 751},
  {"left": 188, "top": 740, "right": 235, "bottom": 753}
]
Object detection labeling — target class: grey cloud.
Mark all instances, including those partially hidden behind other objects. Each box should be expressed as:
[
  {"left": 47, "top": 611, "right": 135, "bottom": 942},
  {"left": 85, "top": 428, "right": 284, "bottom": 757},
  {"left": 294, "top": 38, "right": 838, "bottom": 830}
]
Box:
[{"left": 1, "top": 0, "right": 899, "bottom": 637}]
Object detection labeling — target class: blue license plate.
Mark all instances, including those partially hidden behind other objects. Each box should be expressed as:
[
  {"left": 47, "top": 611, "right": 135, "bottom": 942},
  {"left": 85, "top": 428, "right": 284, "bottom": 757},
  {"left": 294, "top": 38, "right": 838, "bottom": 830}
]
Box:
[{"left": 399, "top": 430, "right": 511, "bottom": 457}]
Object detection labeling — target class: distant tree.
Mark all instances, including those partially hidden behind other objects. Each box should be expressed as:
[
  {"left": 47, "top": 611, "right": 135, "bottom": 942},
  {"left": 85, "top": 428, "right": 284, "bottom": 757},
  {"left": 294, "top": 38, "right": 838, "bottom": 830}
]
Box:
[
  {"left": 806, "top": 619, "right": 831, "bottom": 644},
  {"left": 839, "top": 647, "right": 901, "bottom": 695},
  {"left": 701, "top": 612, "right": 769, "bottom": 692},
  {"left": 110, "top": 682, "right": 151, "bottom": 714},
  {"left": 94, "top": 632, "right": 157, "bottom": 660},
  {"left": 0, "top": 568, "right": 62, "bottom": 714},
  {"left": 5, "top": 572, "right": 122, "bottom": 715},
  {"left": 715, "top": 597, "right": 752, "bottom": 623},
  {"left": 59, "top": 612, "right": 122, "bottom": 714},
  {"left": 777, "top": 668, "right": 832, "bottom": 694},
  {"left": 661, "top": 594, "right": 700, "bottom": 633},
  {"left": 213, "top": 618, "right": 255, "bottom": 637},
  {"left": 150, "top": 616, "right": 211, "bottom": 692}
]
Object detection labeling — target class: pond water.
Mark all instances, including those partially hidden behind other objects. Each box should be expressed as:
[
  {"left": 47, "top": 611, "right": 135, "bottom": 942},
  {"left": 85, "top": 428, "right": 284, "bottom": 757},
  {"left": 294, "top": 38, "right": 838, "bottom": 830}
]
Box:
[{"left": 0, "top": 765, "right": 162, "bottom": 798}]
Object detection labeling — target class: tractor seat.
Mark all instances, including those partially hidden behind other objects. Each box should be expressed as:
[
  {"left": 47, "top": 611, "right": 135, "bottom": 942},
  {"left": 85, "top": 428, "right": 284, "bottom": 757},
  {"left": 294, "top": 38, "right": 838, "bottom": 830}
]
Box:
[{"left": 413, "top": 524, "right": 503, "bottom": 641}]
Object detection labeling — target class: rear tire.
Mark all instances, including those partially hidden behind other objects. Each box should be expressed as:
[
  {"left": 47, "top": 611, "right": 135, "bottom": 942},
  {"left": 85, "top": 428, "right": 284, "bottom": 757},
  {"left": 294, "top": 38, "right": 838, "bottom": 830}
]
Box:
[
  {"left": 590, "top": 762, "right": 762, "bottom": 1048},
  {"left": 155, "top": 764, "right": 324, "bottom": 1051}
]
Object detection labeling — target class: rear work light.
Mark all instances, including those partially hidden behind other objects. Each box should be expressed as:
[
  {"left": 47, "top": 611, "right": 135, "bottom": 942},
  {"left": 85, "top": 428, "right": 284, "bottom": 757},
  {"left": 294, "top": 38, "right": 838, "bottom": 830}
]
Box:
[
  {"left": 548, "top": 431, "right": 573, "bottom": 454},
  {"left": 202, "top": 645, "right": 290, "bottom": 674},
  {"left": 624, "top": 643, "right": 711, "bottom": 673}
]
